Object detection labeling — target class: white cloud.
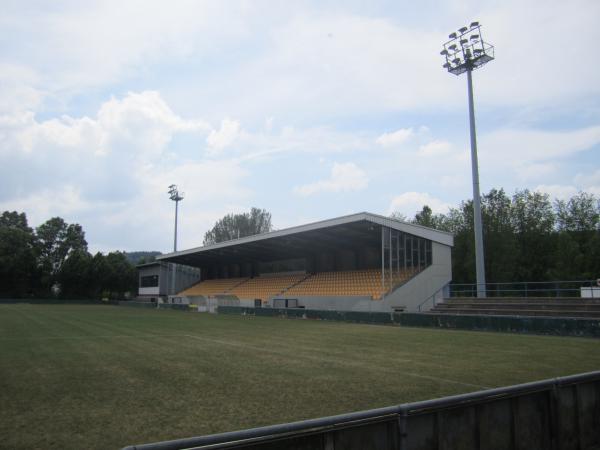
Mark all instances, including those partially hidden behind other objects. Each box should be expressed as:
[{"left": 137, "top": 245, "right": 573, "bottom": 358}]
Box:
[
  {"left": 481, "top": 126, "right": 600, "bottom": 163},
  {"left": 294, "top": 162, "right": 368, "bottom": 196},
  {"left": 418, "top": 140, "right": 452, "bottom": 157},
  {"left": 376, "top": 128, "right": 414, "bottom": 147},
  {"left": 0, "top": 64, "right": 43, "bottom": 114},
  {"left": 574, "top": 169, "right": 600, "bottom": 188},
  {"left": 388, "top": 192, "right": 451, "bottom": 217},
  {"left": 479, "top": 125, "right": 600, "bottom": 183},
  {"left": 0, "top": 185, "right": 89, "bottom": 227},
  {"left": 534, "top": 185, "right": 579, "bottom": 201},
  {"left": 0, "top": 90, "right": 250, "bottom": 251},
  {"left": 206, "top": 118, "right": 241, "bottom": 153},
  {"left": 534, "top": 170, "right": 600, "bottom": 202}
]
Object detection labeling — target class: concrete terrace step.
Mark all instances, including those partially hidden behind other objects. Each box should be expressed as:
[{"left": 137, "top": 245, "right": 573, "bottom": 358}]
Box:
[
  {"left": 448, "top": 297, "right": 600, "bottom": 304},
  {"left": 434, "top": 302, "right": 600, "bottom": 311},
  {"left": 429, "top": 308, "right": 600, "bottom": 318}
]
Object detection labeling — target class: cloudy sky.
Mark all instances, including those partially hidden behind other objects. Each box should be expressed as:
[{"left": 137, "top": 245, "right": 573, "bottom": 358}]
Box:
[{"left": 1, "top": 0, "right": 599, "bottom": 253}]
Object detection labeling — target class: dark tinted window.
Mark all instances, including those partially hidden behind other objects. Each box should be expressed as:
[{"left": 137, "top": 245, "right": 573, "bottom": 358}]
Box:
[{"left": 141, "top": 275, "right": 159, "bottom": 287}]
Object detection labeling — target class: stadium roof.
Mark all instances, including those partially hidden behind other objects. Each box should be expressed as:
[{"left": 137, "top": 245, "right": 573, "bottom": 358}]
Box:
[{"left": 157, "top": 212, "right": 453, "bottom": 268}]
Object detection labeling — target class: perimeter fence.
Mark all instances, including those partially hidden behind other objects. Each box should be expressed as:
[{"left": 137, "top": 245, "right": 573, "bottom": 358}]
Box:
[
  {"left": 123, "top": 370, "right": 600, "bottom": 450},
  {"left": 450, "top": 280, "right": 599, "bottom": 298}
]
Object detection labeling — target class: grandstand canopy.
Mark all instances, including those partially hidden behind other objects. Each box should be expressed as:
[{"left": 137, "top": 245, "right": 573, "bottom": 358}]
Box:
[{"left": 158, "top": 212, "right": 453, "bottom": 269}]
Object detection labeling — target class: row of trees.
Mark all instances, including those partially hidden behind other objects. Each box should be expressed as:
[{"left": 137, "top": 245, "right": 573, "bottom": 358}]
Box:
[
  {"left": 2, "top": 190, "right": 597, "bottom": 298},
  {"left": 0, "top": 211, "right": 137, "bottom": 298},
  {"left": 203, "top": 207, "right": 273, "bottom": 245},
  {"left": 395, "top": 190, "right": 600, "bottom": 284}
]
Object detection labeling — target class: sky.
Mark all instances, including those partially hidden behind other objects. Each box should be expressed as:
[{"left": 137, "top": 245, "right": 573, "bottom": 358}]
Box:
[{"left": 1, "top": 0, "right": 599, "bottom": 254}]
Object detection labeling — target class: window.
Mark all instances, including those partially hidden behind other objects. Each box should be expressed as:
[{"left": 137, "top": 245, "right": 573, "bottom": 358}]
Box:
[{"left": 140, "top": 275, "right": 159, "bottom": 287}]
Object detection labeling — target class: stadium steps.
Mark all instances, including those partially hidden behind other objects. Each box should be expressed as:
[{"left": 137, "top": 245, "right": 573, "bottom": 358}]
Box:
[{"left": 430, "top": 297, "right": 600, "bottom": 318}]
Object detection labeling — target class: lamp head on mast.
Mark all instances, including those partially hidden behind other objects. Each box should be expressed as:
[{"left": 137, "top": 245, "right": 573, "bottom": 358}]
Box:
[{"left": 440, "top": 22, "right": 494, "bottom": 76}]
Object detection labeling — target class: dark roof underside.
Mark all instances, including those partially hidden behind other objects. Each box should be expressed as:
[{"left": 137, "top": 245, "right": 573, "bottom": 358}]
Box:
[{"left": 163, "top": 220, "right": 383, "bottom": 268}]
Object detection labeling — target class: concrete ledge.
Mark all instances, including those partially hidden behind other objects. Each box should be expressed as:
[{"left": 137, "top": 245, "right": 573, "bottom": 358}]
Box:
[
  {"left": 398, "top": 312, "right": 600, "bottom": 337},
  {"left": 218, "top": 306, "right": 600, "bottom": 338}
]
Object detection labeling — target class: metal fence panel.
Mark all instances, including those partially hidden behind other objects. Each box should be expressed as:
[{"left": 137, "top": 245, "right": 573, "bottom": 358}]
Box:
[{"left": 123, "top": 372, "right": 600, "bottom": 450}]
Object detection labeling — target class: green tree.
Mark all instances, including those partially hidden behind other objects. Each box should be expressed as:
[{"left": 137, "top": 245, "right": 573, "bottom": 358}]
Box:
[
  {"left": 103, "top": 252, "right": 137, "bottom": 298},
  {"left": 0, "top": 211, "right": 38, "bottom": 297},
  {"left": 481, "top": 189, "right": 518, "bottom": 284},
  {"left": 36, "top": 217, "right": 88, "bottom": 292},
  {"left": 511, "top": 190, "right": 555, "bottom": 281},
  {"left": 57, "top": 250, "right": 92, "bottom": 298},
  {"left": 203, "top": 207, "right": 273, "bottom": 245},
  {"left": 553, "top": 192, "right": 600, "bottom": 279},
  {"left": 555, "top": 192, "right": 599, "bottom": 232},
  {"left": 89, "top": 252, "right": 111, "bottom": 298},
  {"left": 412, "top": 205, "right": 449, "bottom": 230}
]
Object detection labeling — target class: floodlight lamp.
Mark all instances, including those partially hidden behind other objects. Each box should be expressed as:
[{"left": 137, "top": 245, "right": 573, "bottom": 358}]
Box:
[
  {"left": 458, "top": 26, "right": 468, "bottom": 34},
  {"left": 474, "top": 48, "right": 483, "bottom": 53},
  {"left": 449, "top": 32, "right": 457, "bottom": 39},
  {"left": 452, "top": 57, "right": 461, "bottom": 64},
  {"left": 449, "top": 44, "right": 457, "bottom": 51},
  {"left": 460, "top": 38, "right": 468, "bottom": 45},
  {"left": 443, "top": 62, "right": 451, "bottom": 68},
  {"left": 470, "top": 34, "right": 479, "bottom": 40},
  {"left": 470, "top": 21, "right": 479, "bottom": 28},
  {"left": 440, "top": 49, "right": 448, "bottom": 55}
]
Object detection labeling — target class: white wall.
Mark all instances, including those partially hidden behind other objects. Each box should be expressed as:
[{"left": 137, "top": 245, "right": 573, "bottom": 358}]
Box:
[{"left": 383, "top": 242, "right": 452, "bottom": 312}]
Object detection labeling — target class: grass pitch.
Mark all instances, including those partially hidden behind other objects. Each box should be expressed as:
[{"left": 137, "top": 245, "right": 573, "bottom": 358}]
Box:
[{"left": 1, "top": 304, "right": 600, "bottom": 449}]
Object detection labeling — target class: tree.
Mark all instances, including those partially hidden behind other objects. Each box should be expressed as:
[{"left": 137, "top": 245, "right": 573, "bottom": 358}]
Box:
[
  {"left": 203, "top": 207, "right": 273, "bottom": 245},
  {"left": 389, "top": 211, "right": 408, "bottom": 222},
  {"left": 555, "top": 192, "right": 599, "bottom": 232},
  {"left": 89, "top": 252, "right": 111, "bottom": 298},
  {"left": 554, "top": 192, "right": 600, "bottom": 279},
  {"left": 481, "top": 189, "right": 518, "bottom": 283},
  {"left": 0, "top": 211, "right": 31, "bottom": 231},
  {"left": 57, "top": 250, "right": 92, "bottom": 298},
  {"left": 0, "top": 211, "right": 38, "bottom": 297},
  {"left": 511, "top": 190, "right": 555, "bottom": 281},
  {"left": 412, "top": 205, "right": 449, "bottom": 231},
  {"left": 103, "top": 252, "right": 137, "bottom": 298},
  {"left": 36, "top": 217, "right": 88, "bottom": 291}
]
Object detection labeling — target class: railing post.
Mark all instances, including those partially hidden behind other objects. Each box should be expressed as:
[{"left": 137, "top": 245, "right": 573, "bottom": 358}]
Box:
[{"left": 397, "top": 409, "right": 407, "bottom": 450}]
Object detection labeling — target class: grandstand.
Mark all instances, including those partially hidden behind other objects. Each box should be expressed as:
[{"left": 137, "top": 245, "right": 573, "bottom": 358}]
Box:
[{"left": 157, "top": 212, "right": 453, "bottom": 312}]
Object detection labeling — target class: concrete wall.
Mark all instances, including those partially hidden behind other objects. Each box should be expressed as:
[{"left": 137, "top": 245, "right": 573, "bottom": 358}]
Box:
[
  {"left": 383, "top": 241, "right": 452, "bottom": 312},
  {"left": 273, "top": 295, "right": 386, "bottom": 312}
]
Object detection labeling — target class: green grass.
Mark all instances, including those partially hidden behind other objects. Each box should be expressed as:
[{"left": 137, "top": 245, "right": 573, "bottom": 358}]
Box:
[{"left": 1, "top": 304, "right": 600, "bottom": 450}]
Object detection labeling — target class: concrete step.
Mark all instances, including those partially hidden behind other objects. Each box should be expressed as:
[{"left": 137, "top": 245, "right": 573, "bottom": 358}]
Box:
[
  {"left": 435, "top": 303, "right": 600, "bottom": 311},
  {"left": 429, "top": 308, "right": 600, "bottom": 318},
  {"left": 448, "top": 297, "right": 600, "bottom": 304}
]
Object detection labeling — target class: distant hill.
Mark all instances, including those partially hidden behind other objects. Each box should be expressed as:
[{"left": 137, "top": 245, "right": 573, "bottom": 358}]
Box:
[{"left": 124, "top": 251, "right": 162, "bottom": 265}]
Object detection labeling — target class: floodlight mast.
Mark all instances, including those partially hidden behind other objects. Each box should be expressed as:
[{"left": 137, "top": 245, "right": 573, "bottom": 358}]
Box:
[
  {"left": 168, "top": 184, "right": 184, "bottom": 297},
  {"left": 441, "top": 22, "right": 494, "bottom": 298}
]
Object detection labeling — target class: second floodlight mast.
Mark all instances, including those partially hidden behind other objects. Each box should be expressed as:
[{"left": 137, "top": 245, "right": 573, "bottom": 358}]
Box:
[
  {"left": 441, "top": 21, "right": 494, "bottom": 298},
  {"left": 168, "top": 184, "right": 184, "bottom": 297}
]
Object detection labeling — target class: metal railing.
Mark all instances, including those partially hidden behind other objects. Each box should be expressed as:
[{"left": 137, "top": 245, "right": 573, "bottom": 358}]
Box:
[
  {"left": 416, "top": 285, "right": 446, "bottom": 312},
  {"left": 449, "top": 279, "right": 599, "bottom": 298},
  {"left": 123, "top": 370, "right": 600, "bottom": 450}
]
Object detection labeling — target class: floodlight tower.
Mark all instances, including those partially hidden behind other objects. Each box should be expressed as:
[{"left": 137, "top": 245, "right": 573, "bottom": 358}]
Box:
[
  {"left": 441, "top": 22, "right": 494, "bottom": 298},
  {"left": 168, "top": 184, "right": 184, "bottom": 296}
]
